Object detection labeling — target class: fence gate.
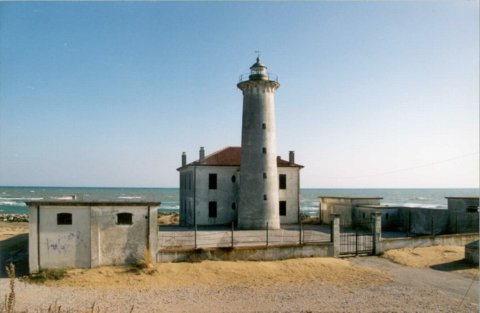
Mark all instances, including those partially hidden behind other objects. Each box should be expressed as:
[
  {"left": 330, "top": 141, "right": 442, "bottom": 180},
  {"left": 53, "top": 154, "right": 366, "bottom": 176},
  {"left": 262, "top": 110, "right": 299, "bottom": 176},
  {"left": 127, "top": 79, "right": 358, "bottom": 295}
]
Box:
[{"left": 339, "top": 221, "right": 374, "bottom": 256}]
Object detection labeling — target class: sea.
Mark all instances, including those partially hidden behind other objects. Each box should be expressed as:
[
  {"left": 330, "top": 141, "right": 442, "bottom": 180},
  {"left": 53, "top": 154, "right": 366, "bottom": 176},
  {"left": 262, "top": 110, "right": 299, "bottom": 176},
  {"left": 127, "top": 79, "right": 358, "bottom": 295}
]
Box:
[{"left": 0, "top": 186, "right": 478, "bottom": 217}]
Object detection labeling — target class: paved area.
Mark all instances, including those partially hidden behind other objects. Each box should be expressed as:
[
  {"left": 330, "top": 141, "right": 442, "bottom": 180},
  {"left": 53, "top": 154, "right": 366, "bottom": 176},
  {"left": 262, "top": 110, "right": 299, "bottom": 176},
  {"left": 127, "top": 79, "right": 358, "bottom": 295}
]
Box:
[{"left": 158, "top": 224, "right": 331, "bottom": 249}]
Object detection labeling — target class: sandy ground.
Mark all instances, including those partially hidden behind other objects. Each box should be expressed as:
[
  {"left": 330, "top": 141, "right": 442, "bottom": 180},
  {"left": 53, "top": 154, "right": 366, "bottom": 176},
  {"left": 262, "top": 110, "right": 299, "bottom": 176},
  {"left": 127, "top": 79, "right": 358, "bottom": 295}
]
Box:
[
  {"left": 41, "top": 257, "right": 391, "bottom": 289},
  {"left": 382, "top": 245, "right": 479, "bottom": 276},
  {"left": 0, "top": 221, "right": 28, "bottom": 240},
  {"left": 1, "top": 221, "right": 478, "bottom": 312},
  {"left": 0, "top": 246, "right": 477, "bottom": 312},
  {"left": 158, "top": 213, "right": 179, "bottom": 225}
]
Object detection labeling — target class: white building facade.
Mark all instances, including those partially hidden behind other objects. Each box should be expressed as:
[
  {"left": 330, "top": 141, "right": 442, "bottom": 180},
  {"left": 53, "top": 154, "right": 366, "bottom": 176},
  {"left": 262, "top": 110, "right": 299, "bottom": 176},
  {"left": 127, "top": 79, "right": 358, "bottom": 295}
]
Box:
[
  {"left": 178, "top": 147, "right": 303, "bottom": 226},
  {"left": 27, "top": 200, "right": 159, "bottom": 272}
]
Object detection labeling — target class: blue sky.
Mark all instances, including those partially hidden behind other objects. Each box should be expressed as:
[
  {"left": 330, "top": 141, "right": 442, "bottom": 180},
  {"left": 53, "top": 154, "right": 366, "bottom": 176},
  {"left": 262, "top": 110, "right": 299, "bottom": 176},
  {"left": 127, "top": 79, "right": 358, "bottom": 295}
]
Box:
[{"left": 0, "top": 1, "right": 478, "bottom": 188}]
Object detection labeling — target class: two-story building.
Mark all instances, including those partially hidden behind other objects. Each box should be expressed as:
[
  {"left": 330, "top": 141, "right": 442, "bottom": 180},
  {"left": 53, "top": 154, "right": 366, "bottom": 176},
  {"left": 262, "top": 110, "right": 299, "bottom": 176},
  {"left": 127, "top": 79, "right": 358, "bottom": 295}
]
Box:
[{"left": 178, "top": 147, "right": 303, "bottom": 226}]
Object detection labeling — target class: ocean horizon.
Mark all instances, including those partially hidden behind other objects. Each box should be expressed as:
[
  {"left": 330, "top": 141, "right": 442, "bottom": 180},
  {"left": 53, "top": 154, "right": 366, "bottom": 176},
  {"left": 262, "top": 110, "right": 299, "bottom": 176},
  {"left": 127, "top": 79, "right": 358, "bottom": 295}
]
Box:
[{"left": 1, "top": 186, "right": 478, "bottom": 216}]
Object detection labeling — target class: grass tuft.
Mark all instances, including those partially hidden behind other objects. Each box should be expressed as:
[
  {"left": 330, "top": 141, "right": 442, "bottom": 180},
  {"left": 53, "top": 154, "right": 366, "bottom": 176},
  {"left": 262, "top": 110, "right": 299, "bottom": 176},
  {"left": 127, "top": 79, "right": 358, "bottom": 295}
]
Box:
[
  {"left": 134, "top": 249, "right": 157, "bottom": 275},
  {"left": 2, "top": 263, "right": 16, "bottom": 313},
  {"left": 22, "top": 268, "right": 68, "bottom": 284}
]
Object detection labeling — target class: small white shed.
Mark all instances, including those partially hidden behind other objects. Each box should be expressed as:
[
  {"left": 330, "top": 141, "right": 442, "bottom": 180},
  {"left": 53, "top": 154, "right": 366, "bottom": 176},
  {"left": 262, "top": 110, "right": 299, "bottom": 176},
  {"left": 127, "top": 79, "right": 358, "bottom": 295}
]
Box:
[{"left": 26, "top": 200, "right": 160, "bottom": 273}]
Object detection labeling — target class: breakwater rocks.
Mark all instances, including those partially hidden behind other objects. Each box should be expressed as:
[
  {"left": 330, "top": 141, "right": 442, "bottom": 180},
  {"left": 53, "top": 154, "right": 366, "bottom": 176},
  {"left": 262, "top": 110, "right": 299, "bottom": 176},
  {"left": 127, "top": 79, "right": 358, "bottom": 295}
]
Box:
[{"left": 0, "top": 213, "right": 29, "bottom": 222}]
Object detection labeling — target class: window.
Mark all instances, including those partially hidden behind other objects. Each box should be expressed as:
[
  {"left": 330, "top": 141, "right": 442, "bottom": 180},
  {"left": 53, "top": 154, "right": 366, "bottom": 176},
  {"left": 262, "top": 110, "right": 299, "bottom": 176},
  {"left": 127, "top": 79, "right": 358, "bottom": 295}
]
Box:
[
  {"left": 263, "top": 172, "right": 267, "bottom": 179},
  {"left": 117, "top": 213, "right": 133, "bottom": 225},
  {"left": 231, "top": 175, "right": 236, "bottom": 183},
  {"left": 231, "top": 203, "right": 236, "bottom": 210},
  {"left": 209, "top": 174, "right": 217, "bottom": 189},
  {"left": 262, "top": 123, "right": 266, "bottom": 129},
  {"left": 279, "top": 174, "right": 287, "bottom": 189},
  {"left": 262, "top": 147, "right": 267, "bottom": 154},
  {"left": 279, "top": 201, "right": 287, "bottom": 216},
  {"left": 264, "top": 194, "right": 267, "bottom": 201},
  {"left": 57, "top": 213, "right": 72, "bottom": 225},
  {"left": 209, "top": 201, "right": 217, "bottom": 218},
  {"left": 467, "top": 206, "right": 478, "bottom": 213}
]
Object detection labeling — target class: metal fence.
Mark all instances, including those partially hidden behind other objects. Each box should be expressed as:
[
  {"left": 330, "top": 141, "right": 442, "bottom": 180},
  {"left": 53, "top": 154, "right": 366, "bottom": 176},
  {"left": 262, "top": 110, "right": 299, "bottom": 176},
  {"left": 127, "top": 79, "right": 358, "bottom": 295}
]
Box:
[
  {"left": 339, "top": 221, "right": 374, "bottom": 256},
  {"left": 158, "top": 223, "right": 331, "bottom": 250}
]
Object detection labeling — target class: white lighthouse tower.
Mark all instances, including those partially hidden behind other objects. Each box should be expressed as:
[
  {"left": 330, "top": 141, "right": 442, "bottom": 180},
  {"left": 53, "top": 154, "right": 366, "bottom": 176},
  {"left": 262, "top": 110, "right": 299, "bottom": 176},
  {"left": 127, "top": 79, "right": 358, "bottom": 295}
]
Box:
[{"left": 237, "top": 58, "right": 281, "bottom": 230}]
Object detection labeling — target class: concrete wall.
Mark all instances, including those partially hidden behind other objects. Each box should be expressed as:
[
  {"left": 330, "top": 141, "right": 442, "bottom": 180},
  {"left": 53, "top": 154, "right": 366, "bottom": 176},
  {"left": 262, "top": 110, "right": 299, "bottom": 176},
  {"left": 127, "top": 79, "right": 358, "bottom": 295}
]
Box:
[
  {"left": 278, "top": 167, "right": 300, "bottom": 224},
  {"left": 465, "top": 241, "right": 479, "bottom": 265},
  {"left": 319, "top": 198, "right": 381, "bottom": 226},
  {"left": 354, "top": 206, "right": 402, "bottom": 230},
  {"left": 157, "top": 243, "right": 333, "bottom": 263},
  {"left": 352, "top": 206, "right": 478, "bottom": 235},
  {"left": 29, "top": 203, "right": 158, "bottom": 272},
  {"left": 381, "top": 233, "right": 479, "bottom": 252},
  {"left": 179, "top": 169, "right": 195, "bottom": 226},
  {"left": 194, "top": 166, "right": 239, "bottom": 226},
  {"left": 447, "top": 198, "right": 479, "bottom": 212},
  {"left": 90, "top": 206, "right": 155, "bottom": 266},
  {"left": 31, "top": 205, "right": 91, "bottom": 270},
  {"left": 447, "top": 211, "right": 479, "bottom": 233}
]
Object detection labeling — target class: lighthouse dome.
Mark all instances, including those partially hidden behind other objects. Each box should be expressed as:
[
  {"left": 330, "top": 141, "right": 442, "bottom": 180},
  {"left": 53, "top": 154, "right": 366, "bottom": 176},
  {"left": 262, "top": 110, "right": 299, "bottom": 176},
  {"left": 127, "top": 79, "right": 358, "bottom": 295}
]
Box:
[{"left": 249, "top": 57, "right": 268, "bottom": 80}]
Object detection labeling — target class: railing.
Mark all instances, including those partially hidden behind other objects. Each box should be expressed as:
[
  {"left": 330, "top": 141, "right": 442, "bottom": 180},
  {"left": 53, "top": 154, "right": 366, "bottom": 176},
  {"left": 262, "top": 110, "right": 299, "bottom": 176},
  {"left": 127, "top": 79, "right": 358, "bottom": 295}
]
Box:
[
  {"left": 238, "top": 72, "right": 279, "bottom": 83},
  {"left": 158, "top": 223, "right": 330, "bottom": 250}
]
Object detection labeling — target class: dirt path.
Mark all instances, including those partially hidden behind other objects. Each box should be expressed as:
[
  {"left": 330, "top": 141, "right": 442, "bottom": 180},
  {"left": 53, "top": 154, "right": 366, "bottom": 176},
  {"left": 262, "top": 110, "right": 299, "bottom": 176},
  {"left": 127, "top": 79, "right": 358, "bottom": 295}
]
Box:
[{"left": 351, "top": 256, "right": 478, "bottom": 303}]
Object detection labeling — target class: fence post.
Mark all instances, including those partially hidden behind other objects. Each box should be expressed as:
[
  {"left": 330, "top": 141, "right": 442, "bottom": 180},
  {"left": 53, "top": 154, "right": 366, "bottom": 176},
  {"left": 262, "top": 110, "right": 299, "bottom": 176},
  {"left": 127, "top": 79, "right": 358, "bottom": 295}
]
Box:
[
  {"left": 231, "top": 221, "right": 234, "bottom": 248},
  {"left": 372, "top": 213, "right": 382, "bottom": 255},
  {"left": 194, "top": 224, "right": 197, "bottom": 249},
  {"left": 330, "top": 214, "right": 340, "bottom": 257},
  {"left": 431, "top": 215, "right": 435, "bottom": 237},
  {"left": 406, "top": 210, "right": 410, "bottom": 237},
  {"left": 299, "top": 222, "right": 302, "bottom": 245},
  {"left": 455, "top": 214, "right": 458, "bottom": 234},
  {"left": 266, "top": 222, "right": 269, "bottom": 247}
]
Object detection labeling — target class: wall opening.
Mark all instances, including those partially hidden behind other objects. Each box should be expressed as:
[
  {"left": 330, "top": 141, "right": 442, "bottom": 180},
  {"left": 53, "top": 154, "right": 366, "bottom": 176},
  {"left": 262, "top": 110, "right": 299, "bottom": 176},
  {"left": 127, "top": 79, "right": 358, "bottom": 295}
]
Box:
[
  {"left": 209, "top": 173, "right": 217, "bottom": 189},
  {"left": 279, "top": 201, "right": 287, "bottom": 216},
  {"left": 279, "top": 174, "right": 287, "bottom": 189},
  {"left": 57, "top": 213, "right": 72, "bottom": 225},
  {"left": 209, "top": 201, "right": 217, "bottom": 218},
  {"left": 117, "top": 213, "right": 133, "bottom": 225}
]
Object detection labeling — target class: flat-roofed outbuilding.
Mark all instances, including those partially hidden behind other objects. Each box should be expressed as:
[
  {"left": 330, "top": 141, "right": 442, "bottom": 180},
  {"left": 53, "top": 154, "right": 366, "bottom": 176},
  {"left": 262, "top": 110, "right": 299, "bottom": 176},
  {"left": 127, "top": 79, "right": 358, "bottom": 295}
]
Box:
[
  {"left": 318, "top": 196, "right": 383, "bottom": 226},
  {"left": 26, "top": 200, "right": 160, "bottom": 273}
]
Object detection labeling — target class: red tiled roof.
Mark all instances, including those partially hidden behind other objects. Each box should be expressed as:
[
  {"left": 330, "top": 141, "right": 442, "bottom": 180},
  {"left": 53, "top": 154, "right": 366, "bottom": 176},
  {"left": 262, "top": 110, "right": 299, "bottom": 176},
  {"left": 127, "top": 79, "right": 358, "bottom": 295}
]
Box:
[
  {"left": 180, "top": 146, "right": 303, "bottom": 169},
  {"left": 202, "top": 147, "right": 242, "bottom": 166}
]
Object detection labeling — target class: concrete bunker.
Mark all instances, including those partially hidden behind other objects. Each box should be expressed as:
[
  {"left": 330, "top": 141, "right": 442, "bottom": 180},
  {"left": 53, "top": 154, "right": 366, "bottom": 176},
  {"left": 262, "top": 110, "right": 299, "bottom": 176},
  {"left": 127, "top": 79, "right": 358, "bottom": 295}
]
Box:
[{"left": 26, "top": 200, "right": 159, "bottom": 273}]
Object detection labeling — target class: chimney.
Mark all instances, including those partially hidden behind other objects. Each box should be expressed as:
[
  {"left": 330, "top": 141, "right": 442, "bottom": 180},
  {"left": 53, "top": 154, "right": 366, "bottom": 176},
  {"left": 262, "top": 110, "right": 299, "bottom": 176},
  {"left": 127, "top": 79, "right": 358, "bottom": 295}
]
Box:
[
  {"left": 289, "top": 151, "right": 295, "bottom": 166},
  {"left": 182, "top": 152, "right": 186, "bottom": 167},
  {"left": 199, "top": 147, "right": 205, "bottom": 162}
]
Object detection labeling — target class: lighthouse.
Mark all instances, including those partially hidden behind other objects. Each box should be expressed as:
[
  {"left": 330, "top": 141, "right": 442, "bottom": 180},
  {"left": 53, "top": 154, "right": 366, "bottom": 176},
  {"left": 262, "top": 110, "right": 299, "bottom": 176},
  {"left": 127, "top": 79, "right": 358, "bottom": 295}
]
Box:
[{"left": 237, "top": 58, "right": 281, "bottom": 230}]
